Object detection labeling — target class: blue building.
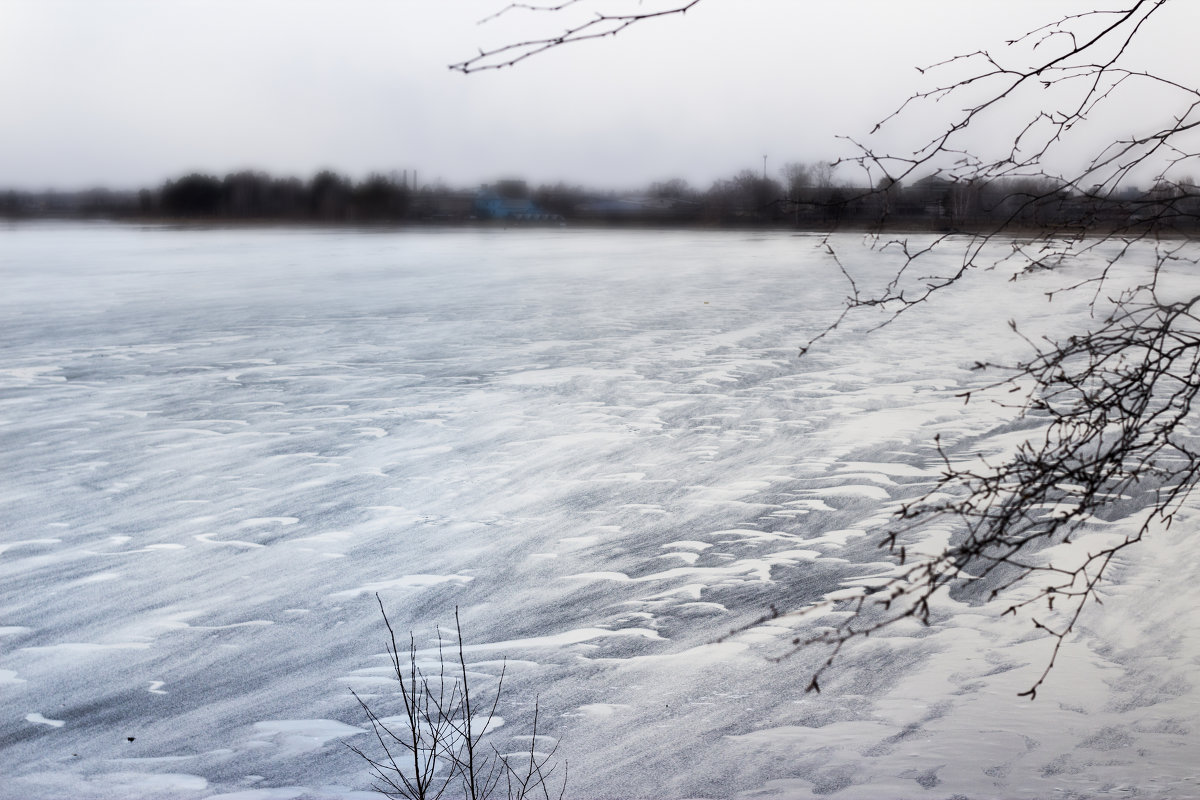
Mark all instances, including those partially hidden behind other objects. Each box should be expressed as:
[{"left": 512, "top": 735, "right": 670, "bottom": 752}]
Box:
[{"left": 474, "top": 181, "right": 561, "bottom": 222}]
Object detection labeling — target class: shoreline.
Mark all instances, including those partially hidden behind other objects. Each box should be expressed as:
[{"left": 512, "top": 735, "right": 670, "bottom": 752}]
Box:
[{"left": 5, "top": 213, "right": 1198, "bottom": 241}]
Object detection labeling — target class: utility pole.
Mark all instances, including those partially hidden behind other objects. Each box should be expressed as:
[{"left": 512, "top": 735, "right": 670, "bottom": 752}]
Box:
[{"left": 762, "top": 155, "right": 767, "bottom": 181}]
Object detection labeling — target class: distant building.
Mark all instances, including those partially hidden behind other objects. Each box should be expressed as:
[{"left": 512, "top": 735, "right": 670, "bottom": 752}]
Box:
[
  {"left": 414, "top": 189, "right": 475, "bottom": 220},
  {"left": 576, "top": 195, "right": 700, "bottom": 223},
  {"left": 475, "top": 181, "right": 561, "bottom": 222}
]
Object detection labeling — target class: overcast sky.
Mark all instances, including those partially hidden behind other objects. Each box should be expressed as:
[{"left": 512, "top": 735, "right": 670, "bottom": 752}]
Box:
[{"left": 2, "top": 1, "right": 1195, "bottom": 191}]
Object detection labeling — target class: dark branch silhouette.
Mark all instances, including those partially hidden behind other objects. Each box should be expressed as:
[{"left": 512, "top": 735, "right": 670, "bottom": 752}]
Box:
[
  {"left": 450, "top": 1, "right": 702, "bottom": 73},
  {"left": 350, "top": 599, "right": 567, "bottom": 800},
  {"left": 802, "top": 0, "right": 1200, "bottom": 698},
  {"left": 460, "top": 0, "right": 1200, "bottom": 697}
]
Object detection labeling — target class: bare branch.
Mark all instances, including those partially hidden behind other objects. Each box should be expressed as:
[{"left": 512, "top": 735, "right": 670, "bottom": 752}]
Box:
[
  {"left": 451, "top": 1, "right": 702, "bottom": 72},
  {"left": 350, "top": 602, "right": 565, "bottom": 799}
]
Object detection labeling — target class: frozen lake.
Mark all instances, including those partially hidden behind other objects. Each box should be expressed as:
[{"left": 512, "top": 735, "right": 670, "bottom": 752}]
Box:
[{"left": 2, "top": 222, "right": 1199, "bottom": 799}]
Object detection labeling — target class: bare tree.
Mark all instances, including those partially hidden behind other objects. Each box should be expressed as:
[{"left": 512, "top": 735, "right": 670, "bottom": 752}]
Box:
[
  {"left": 810, "top": 161, "right": 836, "bottom": 190},
  {"left": 780, "top": 162, "right": 812, "bottom": 196},
  {"left": 457, "top": 0, "right": 1200, "bottom": 698},
  {"left": 795, "top": 0, "right": 1200, "bottom": 699},
  {"left": 350, "top": 599, "right": 566, "bottom": 800},
  {"left": 348, "top": 597, "right": 459, "bottom": 800}
]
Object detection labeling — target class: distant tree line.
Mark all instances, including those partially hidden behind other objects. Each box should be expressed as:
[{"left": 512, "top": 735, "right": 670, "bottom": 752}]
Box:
[
  {"left": 4, "top": 164, "right": 1200, "bottom": 233},
  {"left": 152, "top": 170, "right": 413, "bottom": 221}
]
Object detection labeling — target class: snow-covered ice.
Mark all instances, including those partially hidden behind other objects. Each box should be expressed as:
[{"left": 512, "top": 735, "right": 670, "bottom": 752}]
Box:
[{"left": 1, "top": 222, "right": 1199, "bottom": 798}]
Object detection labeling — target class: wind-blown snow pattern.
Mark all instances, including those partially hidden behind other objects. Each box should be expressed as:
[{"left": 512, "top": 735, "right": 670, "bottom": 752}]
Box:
[{"left": 1, "top": 222, "right": 1198, "bottom": 799}]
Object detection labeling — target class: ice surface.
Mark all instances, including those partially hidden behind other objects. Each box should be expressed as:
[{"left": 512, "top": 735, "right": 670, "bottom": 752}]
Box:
[{"left": 1, "top": 223, "right": 1199, "bottom": 798}]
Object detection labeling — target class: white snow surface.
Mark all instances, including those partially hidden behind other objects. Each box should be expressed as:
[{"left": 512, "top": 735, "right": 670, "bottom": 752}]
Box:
[{"left": 2, "top": 223, "right": 1199, "bottom": 798}]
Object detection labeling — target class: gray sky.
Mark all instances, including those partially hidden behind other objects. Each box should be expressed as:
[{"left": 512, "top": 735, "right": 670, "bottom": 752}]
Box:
[{"left": 1, "top": 1, "right": 1194, "bottom": 190}]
